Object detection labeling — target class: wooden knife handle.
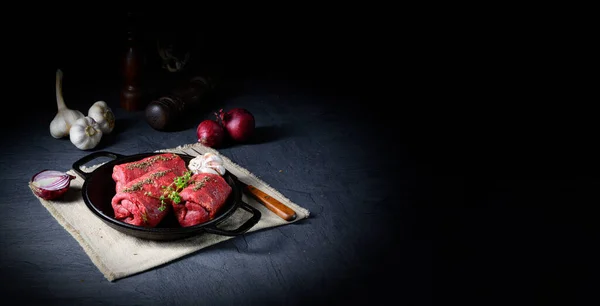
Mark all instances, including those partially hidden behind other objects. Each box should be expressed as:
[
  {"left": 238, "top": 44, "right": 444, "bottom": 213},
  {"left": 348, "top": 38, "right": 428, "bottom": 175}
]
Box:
[{"left": 245, "top": 185, "right": 297, "bottom": 221}]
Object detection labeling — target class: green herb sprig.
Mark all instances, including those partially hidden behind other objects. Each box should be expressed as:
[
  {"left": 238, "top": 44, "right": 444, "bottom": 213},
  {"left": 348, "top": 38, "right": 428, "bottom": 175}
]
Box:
[{"left": 145, "top": 171, "right": 193, "bottom": 211}]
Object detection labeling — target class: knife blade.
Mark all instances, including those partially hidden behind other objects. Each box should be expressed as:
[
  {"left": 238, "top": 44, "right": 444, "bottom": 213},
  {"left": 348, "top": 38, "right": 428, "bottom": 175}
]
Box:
[{"left": 188, "top": 148, "right": 297, "bottom": 221}]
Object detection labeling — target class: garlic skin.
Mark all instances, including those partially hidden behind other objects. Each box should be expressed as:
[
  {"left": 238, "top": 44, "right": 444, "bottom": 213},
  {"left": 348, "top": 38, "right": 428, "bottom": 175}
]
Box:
[
  {"left": 188, "top": 152, "right": 226, "bottom": 176},
  {"left": 69, "top": 116, "right": 103, "bottom": 150},
  {"left": 50, "top": 69, "right": 84, "bottom": 138},
  {"left": 88, "top": 101, "right": 115, "bottom": 134}
]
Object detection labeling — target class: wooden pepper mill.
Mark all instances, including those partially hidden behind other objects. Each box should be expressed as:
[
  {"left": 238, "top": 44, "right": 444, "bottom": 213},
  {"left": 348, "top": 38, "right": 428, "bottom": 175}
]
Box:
[
  {"left": 120, "top": 14, "right": 144, "bottom": 111},
  {"left": 145, "top": 76, "right": 215, "bottom": 131}
]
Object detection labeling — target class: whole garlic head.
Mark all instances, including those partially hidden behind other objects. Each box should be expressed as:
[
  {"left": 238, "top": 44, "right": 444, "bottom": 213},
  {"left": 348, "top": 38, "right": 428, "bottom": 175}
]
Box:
[
  {"left": 188, "top": 152, "right": 226, "bottom": 176},
  {"left": 50, "top": 108, "right": 85, "bottom": 139},
  {"left": 69, "top": 116, "right": 103, "bottom": 150},
  {"left": 88, "top": 100, "right": 115, "bottom": 134},
  {"left": 50, "top": 69, "right": 84, "bottom": 138}
]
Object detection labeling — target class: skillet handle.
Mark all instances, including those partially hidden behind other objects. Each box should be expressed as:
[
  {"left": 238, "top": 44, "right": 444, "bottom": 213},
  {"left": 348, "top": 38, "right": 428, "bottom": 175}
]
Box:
[
  {"left": 72, "top": 151, "right": 125, "bottom": 179},
  {"left": 203, "top": 201, "right": 262, "bottom": 236}
]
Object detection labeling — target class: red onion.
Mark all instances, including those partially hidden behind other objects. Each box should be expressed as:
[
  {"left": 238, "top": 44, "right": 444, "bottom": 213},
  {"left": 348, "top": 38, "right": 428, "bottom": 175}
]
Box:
[
  {"left": 216, "top": 108, "right": 255, "bottom": 143},
  {"left": 196, "top": 119, "right": 226, "bottom": 148},
  {"left": 28, "top": 170, "right": 76, "bottom": 200}
]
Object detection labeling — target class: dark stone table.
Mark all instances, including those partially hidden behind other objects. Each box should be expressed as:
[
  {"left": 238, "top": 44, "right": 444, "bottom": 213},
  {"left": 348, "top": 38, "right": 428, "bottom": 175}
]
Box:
[
  {"left": 2, "top": 11, "right": 597, "bottom": 306},
  {"left": 1, "top": 65, "right": 429, "bottom": 305}
]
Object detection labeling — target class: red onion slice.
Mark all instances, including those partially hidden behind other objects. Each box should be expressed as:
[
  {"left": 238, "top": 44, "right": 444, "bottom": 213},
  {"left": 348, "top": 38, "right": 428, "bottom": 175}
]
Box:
[{"left": 29, "top": 170, "right": 76, "bottom": 200}]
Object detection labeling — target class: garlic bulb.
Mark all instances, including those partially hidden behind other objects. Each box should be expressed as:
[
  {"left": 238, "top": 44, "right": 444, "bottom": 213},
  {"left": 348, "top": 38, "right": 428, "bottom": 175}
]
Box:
[
  {"left": 188, "top": 152, "right": 226, "bottom": 176},
  {"left": 69, "top": 116, "right": 103, "bottom": 150},
  {"left": 88, "top": 100, "right": 115, "bottom": 134},
  {"left": 50, "top": 69, "right": 84, "bottom": 138}
]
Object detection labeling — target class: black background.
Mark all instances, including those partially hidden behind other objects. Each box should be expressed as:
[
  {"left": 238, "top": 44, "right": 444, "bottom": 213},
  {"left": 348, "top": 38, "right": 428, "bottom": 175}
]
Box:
[{"left": 4, "top": 10, "right": 598, "bottom": 305}]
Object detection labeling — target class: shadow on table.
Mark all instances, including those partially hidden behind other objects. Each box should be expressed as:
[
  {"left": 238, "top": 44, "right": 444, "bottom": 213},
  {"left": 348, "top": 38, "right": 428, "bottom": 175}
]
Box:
[
  {"left": 247, "top": 125, "right": 292, "bottom": 144},
  {"left": 58, "top": 186, "right": 83, "bottom": 203},
  {"left": 92, "top": 117, "right": 139, "bottom": 150},
  {"left": 211, "top": 123, "right": 295, "bottom": 149}
]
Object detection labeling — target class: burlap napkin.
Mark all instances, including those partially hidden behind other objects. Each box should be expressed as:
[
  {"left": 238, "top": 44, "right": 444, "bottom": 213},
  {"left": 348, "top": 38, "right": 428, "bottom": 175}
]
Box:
[{"left": 30, "top": 142, "right": 310, "bottom": 282}]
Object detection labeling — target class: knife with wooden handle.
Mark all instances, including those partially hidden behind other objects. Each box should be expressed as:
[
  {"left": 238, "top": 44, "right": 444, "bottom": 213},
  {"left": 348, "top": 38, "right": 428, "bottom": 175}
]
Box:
[
  {"left": 188, "top": 148, "right": 296, "bottom": 221},
  {"left": 243, "top": 183, "right": 297, "bottom": 221}
]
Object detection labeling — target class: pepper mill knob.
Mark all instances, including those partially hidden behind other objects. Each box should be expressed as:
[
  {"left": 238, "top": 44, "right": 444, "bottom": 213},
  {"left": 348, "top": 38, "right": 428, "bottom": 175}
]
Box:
[{"left": 145, "top": 76, "right": 214, "bottom": 131}]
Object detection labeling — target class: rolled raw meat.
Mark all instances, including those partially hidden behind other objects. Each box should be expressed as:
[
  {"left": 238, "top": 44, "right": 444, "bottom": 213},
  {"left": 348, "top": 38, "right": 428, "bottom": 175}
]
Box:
[
  {"left": 111, "top": 167, "right": 180, "bottom": 227},
  {"left": 174, "top": 173, "right": 232, "bottom": 227},
  {"left": 112, "top": 153, "right": 187, "bottom": 192}
]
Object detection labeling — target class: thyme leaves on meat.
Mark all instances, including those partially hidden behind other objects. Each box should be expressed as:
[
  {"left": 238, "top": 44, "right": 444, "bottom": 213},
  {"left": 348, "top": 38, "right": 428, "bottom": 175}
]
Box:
[
  {"left": 125, "top": 154, "right": 176, "bottom": 170},
  {"left": 141, "top": 212, "right": 148, "bottom": 224},
  {"left": 123, "top": 178, "right": 154, "bottom": 193},
  {"left": 192, "top": 176, "right": 212, "bottom": 191},
  {"left": 156, "top": 170, "right": 193, "bottom": 211},
  {"left": 124, "top": 170, "right": 172, "bottom": 193}
]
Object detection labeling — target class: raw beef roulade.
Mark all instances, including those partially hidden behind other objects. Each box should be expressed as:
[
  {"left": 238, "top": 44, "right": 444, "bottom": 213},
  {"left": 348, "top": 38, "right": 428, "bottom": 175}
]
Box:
[
  {"left": 174, "top": 173, "right": 232, "bottom": 227},
  {"left": 112, "top": 153, "right": 187, "bottom": 192},
  {"left": 111, "top": 167, "right": 179, "bottom": 227}
]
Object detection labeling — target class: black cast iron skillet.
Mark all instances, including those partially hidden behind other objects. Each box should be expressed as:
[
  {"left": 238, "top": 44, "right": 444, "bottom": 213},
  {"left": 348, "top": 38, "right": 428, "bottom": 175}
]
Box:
[{"left": 72, "top": 151, "right": 261, "bottom": 241}]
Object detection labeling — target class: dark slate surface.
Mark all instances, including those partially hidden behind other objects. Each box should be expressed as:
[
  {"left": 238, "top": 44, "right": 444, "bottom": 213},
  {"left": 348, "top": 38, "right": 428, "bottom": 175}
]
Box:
[
  {"left": 0, "top": 70, "right": 427, "bottom": 305},
  {"left": 2, "top": 11, "right": 598, "bottom": 306}
]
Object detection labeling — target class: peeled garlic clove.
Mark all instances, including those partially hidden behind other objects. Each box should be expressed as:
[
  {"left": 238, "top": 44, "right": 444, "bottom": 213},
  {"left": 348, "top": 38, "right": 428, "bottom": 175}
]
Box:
[
  {"left": 50, "top": 69, "right": 84, "bottom": 138},
  {"left": 201, "top": 152, "right": 222, "bottom": 165},
  {"left": 188, "top": 156, "right": 204, "bottom": 174},
  {"left": 200, "top": 153, "right": 226, "bottom": 175},
  {"left": 188, "top": 152, "right": 227, "bottom": 175},
  {"left": 202, "top": 164, "right": 226, "bottom": 176},
  {"left": 88, "top": 100, "right": 115, "bottom": 134},
  {"left": 69, "top": 116, "right": 103, "bottom": 150},
  {"left": 197, "top": 167, "right": 220, "bottom": 175}
]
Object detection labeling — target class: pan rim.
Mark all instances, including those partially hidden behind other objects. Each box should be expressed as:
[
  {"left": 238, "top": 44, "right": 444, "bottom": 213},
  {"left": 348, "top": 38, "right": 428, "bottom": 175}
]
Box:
[{"left": 80, "top": 152, "right": 242, "bottom": 236}]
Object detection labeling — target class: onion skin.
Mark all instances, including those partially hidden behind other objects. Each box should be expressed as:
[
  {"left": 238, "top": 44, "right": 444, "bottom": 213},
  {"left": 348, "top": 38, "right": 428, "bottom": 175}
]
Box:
[
  {"left": 217, "top": 108, "right": 255, "bottom": 143},
  {"left": 196, "top": 119, "right": 226, "bottom": 148},
  {"left": 28, "top": 170, "right": 76, "bottom": 200}
]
